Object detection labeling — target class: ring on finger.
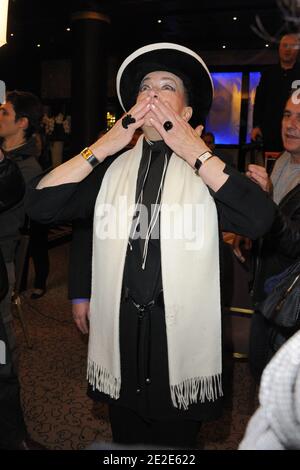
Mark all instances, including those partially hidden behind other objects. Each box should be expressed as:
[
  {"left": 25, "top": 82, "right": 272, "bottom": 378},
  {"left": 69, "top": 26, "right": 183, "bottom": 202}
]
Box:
[
  {"left": 163, "top": 120, "right": 173, "bottom": 132},
  {"left": 122, "top": 114, "right": 136, "bottom": 129}
]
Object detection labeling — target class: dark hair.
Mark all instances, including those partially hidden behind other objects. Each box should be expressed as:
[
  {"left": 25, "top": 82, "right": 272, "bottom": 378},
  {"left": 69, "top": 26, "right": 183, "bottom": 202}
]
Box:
[
  {"left": 203, "top": 131, "right": 215, "bottom": 143},
  {"left": 6, "top": 90, "right": 43, "bottom": 141}
]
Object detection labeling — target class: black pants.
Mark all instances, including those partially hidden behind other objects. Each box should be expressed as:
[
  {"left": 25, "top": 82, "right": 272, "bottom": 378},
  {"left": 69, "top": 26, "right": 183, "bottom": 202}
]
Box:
[
  {"left": 109, "top": 404, "right": 201, "bottom": 448},
  {"left": 0, "top": 312, "right": 27, "bottom": 449}
]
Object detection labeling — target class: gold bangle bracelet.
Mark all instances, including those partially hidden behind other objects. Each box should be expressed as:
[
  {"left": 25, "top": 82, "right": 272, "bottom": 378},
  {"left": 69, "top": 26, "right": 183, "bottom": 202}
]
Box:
[{"left": 80, "top": 147, "right": 100, "bottom": 169}]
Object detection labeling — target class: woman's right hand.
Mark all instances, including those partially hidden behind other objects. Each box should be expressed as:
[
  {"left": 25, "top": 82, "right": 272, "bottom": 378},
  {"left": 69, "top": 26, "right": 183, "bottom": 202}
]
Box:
[
  {"left": 36, "top": 96, "right": 151, "bottom": 189},
  {"left": 90, "top": 96, "right": 151, "bottom": 160}
]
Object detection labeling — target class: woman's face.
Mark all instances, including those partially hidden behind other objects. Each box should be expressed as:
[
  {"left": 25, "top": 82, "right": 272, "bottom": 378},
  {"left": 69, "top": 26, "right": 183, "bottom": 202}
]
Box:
[{"left": 137, "top": 70, "right": 192, "bottom": 134}]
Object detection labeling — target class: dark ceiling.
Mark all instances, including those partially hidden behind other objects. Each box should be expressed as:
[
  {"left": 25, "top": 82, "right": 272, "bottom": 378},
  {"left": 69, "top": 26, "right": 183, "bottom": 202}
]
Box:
[
  {"left": 1, "top": 0, "right": 298, "bottom": 95},
  {"left": 4, "top": 0, "right": 295, "bottom": 58}
]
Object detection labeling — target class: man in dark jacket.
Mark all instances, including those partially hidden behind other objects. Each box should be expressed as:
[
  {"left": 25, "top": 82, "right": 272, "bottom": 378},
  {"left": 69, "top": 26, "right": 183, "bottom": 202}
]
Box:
[
  {"left": 0, "top": 91, "right": 48, "bottom": 355},
  {"left": 246, "top": 93, "right": 300, "bottom": 380},
  {"left": 0, "top": 154, "right": 45, "bottom": 449},
  {"left": 251, "top": 34, "right": 300, "bottom": 152}
]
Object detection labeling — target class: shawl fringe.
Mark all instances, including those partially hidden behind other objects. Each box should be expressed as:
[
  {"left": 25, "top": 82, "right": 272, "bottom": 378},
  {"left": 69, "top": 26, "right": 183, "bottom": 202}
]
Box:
[
  {"left": 87, "top": 358, "right": 121, "bottom": 400},
  {"left": 170, "top": 374, "right": 223, "bottom": 410}
]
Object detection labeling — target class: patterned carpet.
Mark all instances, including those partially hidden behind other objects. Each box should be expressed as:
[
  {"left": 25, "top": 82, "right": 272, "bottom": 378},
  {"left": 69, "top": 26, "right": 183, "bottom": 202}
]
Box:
[{"left": 13, "top": 242, "right": 258, "bottom": 450}]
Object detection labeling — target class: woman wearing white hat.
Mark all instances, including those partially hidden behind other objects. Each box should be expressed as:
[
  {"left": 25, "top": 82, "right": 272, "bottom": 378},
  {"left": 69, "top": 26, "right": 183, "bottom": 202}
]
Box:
[{"left": 26, "top": 43, "right": 275, "bottom": 447}]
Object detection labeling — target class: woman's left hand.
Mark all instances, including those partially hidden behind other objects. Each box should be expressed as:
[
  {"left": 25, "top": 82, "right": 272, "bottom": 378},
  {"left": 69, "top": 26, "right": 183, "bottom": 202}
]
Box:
[
  {"left": 148, "top": 96, "right": 229, "bottom": 193},
  {"left": 148, "top": 97, "right": 210, "bottom": 167}
]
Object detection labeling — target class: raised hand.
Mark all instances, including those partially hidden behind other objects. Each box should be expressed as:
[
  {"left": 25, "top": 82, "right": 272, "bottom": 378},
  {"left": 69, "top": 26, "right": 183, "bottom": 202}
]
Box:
[
  {"left": 91, "top": 96, "right": 152, "bottom": 159},
  {"left": 146, "top": 97, "right": 210, "bottom": 167}
]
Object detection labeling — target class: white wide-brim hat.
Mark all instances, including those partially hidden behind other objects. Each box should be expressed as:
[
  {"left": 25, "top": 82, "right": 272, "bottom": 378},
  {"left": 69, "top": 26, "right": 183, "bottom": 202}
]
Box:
[{"left": 116, "top": 42, "right": 213, "bottom": 126}]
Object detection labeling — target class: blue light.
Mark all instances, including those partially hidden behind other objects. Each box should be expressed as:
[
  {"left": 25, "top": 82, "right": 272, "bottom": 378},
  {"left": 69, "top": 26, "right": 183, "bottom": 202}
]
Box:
[
  {"left": 206, "top": 72, "right": 242, "bottom": 145},
  {"left": 246, "top": 72, "right": 261, "bottom": 143}
]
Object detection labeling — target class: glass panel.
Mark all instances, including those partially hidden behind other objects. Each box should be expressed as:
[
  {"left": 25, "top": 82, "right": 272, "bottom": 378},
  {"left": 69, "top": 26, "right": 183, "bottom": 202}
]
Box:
[
  {"left": 246, "top": 72, "right": 261, "bottom": 143},
  {"left": 206, "top": 72, "right": 242, "bottom": 145}
]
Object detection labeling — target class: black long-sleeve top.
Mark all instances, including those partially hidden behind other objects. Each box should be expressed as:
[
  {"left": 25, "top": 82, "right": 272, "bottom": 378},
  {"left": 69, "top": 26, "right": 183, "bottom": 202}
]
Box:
[
  {"left": 25, "top": 141, "right": 276, "bottom": 301},
  {"left": 26, "top": 160, "right": 275, "bottom": 237}
]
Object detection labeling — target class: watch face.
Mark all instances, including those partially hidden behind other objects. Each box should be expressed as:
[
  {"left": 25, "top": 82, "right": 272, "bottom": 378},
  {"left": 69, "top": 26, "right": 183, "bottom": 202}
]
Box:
[{"left": 199, "top": 151, "right": 212, "bottom": 164}]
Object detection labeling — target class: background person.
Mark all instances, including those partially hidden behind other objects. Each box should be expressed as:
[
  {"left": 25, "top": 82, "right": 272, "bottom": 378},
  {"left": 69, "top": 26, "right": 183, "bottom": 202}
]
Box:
[
  {"left": 0, "top": 152, "right": 45, "bottom": 450},
  {"left": 251, "top": 33, "right": 300, "bottom": 152},
  {"left": 235, "top": 93, "right": 300, "bottom": 381},
  {"left": 202, "top": 131, "right": 235, "bottom": 166},
  {"left": 0, "top": 91, "right": 46, "bottom": 357}
]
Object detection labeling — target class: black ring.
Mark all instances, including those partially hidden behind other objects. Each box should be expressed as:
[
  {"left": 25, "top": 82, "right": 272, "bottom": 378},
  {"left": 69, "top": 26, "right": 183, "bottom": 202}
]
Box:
[
  {"left": 163, "top": 120, "right": 173, "bottom": 132},
  {"left": 122, "top": 114, "right": 136, "bottom": 129}
]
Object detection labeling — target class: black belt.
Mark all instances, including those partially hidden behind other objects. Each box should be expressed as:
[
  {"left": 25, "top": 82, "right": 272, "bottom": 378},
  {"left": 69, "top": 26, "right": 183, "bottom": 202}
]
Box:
[
  {"left": 121, "top": 287, "right": 164, "bottom": 394},
  {"left": 121, "top": 287, "right": 164, "bottom": 310}
]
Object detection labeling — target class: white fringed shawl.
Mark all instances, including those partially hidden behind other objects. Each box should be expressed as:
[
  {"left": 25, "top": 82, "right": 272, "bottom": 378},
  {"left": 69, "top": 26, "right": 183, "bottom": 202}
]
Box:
[{"left": 87, "top": 136, "right": 223, "bottom": 409}]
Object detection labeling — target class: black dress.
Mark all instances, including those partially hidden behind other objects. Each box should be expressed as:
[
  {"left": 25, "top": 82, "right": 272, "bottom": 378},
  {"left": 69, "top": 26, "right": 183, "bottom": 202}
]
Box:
[{"left": 25, "top": 138, "right": 276, "bottom": 422}]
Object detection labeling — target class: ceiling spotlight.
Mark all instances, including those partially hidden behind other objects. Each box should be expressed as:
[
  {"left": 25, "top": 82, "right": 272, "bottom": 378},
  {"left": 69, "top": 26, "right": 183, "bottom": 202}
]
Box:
[
  {"left": 37, "top": 44, "right": 41, "bottom": 48},
  {"left": 222, "top": 45, "right": 226, "bottom": 49},
  {"left": 157, "top": 19, "right": 162, "bottom": 24},
  {"left": 10, "top": 33, "right": 14, "bottom": 37},
  {"left": 265, "top": 43, "right": 269, "bottom": 47},
  {"left": 233, "top": 16, "right": 237, "bottom": 21},
  {"left": 66, "top": 27, "right": 71, "bottom": 32}
]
